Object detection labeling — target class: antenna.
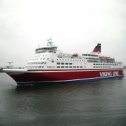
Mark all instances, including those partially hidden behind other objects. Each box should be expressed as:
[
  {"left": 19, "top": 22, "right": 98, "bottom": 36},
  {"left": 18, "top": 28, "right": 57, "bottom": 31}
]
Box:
[
  {"left": 47, "top": 37, "right": 52, "bottom": 42},
  {"left": 47, "top": 37, "right": 53, "bottom": 46}
]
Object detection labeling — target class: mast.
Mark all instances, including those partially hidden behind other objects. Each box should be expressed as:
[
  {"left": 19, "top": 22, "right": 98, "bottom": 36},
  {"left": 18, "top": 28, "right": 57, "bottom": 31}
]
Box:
[{"left": 47, "top": 37, "right": 54, "bottom": 47}]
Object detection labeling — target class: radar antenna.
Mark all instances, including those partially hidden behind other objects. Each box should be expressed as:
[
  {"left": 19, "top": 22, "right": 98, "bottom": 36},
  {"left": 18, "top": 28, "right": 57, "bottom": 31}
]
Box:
[{"left": 47, "top": 37, "right": 53, "bottom": 46}]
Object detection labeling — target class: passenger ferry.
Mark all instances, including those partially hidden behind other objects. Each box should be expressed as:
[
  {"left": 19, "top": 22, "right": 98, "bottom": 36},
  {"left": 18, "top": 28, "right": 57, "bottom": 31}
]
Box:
[{"left": 4, "top": 38, "right": 124, "bottom": 86}]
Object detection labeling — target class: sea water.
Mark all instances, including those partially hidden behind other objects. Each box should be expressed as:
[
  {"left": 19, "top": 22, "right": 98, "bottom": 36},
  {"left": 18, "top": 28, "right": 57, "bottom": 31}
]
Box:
[{"left": 0, "top": 70, "right": 126, "bottom": 126}]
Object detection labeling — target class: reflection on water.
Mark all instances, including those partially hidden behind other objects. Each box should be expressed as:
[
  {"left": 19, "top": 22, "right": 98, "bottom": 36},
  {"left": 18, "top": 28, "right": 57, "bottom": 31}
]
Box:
[{"left": 0, "top": 72, "right": 126, "bottom": 126}]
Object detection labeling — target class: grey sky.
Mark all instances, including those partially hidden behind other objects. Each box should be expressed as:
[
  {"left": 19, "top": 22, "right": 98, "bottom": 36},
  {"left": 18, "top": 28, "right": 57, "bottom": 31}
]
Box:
[{"left": 0, "top": 0, "right": 126, "bottom": 67}]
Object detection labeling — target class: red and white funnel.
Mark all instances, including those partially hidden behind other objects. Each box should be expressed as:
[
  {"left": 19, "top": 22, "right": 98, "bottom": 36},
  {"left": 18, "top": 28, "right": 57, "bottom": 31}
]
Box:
[{"left": 93, "top": 43, "right": 101, "bottom": 53}]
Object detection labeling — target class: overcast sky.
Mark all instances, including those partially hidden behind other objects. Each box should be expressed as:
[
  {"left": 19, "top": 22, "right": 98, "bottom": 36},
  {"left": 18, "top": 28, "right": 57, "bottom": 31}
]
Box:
[{"left": 0, "top": 0, "right": 126, "bottom": 67}]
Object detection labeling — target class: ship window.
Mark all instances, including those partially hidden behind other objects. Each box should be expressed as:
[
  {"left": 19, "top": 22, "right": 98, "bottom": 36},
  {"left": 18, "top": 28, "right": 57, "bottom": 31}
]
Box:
[
  {"left": 77, "top": 66, "right": 79, "bottom": 68},
  {"left": 65, "top": 63, "right": 68, "bottom": 65},
  {"left": 65, "top": 66, "right": 68, "bottom": 68},
  {"left": 61, "top": 66, "right": 64, "bottom": 68},
  {"left": 57, "top": 66, "right": 60, "bottom": 68},
  {"left": 57, "top": 62, "right": 60, "bottom": 65},
  {"left": 69, "top": 66, "right": 72, "bottom": 68},
  {"left": 61, "top": 63, "right": 64, "bottom": 65},
  {"left": 49, "top": 66, "right": 55, "bottom": 68},
  {"left": 80, "top": 66, "right": 83, "bottom": 68},
  {"left": 73, "top": 66, "right": 76, "bottom": 68},
  {"left": 69, "top": 63, "right": 72, "bottom": 65}
]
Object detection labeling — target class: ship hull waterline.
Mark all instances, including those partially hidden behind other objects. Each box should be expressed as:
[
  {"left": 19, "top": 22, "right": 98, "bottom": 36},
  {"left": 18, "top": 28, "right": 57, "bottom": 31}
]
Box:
[{"left": 4, "top": 69, "right": 124, "bottom": 86}]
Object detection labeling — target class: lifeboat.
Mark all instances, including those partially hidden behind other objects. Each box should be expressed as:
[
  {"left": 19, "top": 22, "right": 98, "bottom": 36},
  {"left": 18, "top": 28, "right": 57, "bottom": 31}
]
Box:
[{"left": 72, "top": 53, "right": 78, "bottom": 57}]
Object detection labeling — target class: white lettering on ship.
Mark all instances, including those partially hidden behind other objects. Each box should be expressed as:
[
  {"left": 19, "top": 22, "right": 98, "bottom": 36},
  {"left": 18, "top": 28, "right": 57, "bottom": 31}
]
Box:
[
  {"left": 113, "top": 71, "right": 119, "bottom": 76},
  {"left": 100, "top": 71, "right": 119, "bottom": 77}
]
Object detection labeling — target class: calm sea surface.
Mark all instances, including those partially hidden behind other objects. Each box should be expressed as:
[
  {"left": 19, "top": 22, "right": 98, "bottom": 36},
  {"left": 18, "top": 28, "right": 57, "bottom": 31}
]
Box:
[{"left": 0, "top": 70, "right": 126, "bottom": 126}]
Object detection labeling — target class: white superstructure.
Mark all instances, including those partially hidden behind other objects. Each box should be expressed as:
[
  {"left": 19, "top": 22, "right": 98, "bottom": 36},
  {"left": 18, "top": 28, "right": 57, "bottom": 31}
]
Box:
[{"left": 25, "top": 39, "right": 123, "bottom": 71}]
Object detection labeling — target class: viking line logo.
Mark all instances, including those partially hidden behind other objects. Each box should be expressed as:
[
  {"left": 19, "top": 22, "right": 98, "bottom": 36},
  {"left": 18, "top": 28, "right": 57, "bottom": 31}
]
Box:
[{"left": 100, "top": 71, "right": 119, "bottom": 77}]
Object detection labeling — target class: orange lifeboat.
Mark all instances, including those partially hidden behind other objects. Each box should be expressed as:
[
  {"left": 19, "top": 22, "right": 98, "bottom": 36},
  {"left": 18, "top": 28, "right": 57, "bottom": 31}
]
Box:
[{"left": 72, "top": 53, "right": 78, "bottom": 57}]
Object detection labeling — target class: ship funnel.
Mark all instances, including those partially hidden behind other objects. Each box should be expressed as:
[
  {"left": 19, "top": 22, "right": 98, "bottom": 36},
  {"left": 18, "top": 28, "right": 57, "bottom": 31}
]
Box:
[{"left": 93, "top": 43, "right": 101, "bottom": 53}]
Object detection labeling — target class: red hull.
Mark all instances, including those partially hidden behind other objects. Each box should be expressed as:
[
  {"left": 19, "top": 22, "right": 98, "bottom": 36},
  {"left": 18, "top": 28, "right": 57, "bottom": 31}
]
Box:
[{"left": 6, "top": 69, "right": 124, "bottom": 85}]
